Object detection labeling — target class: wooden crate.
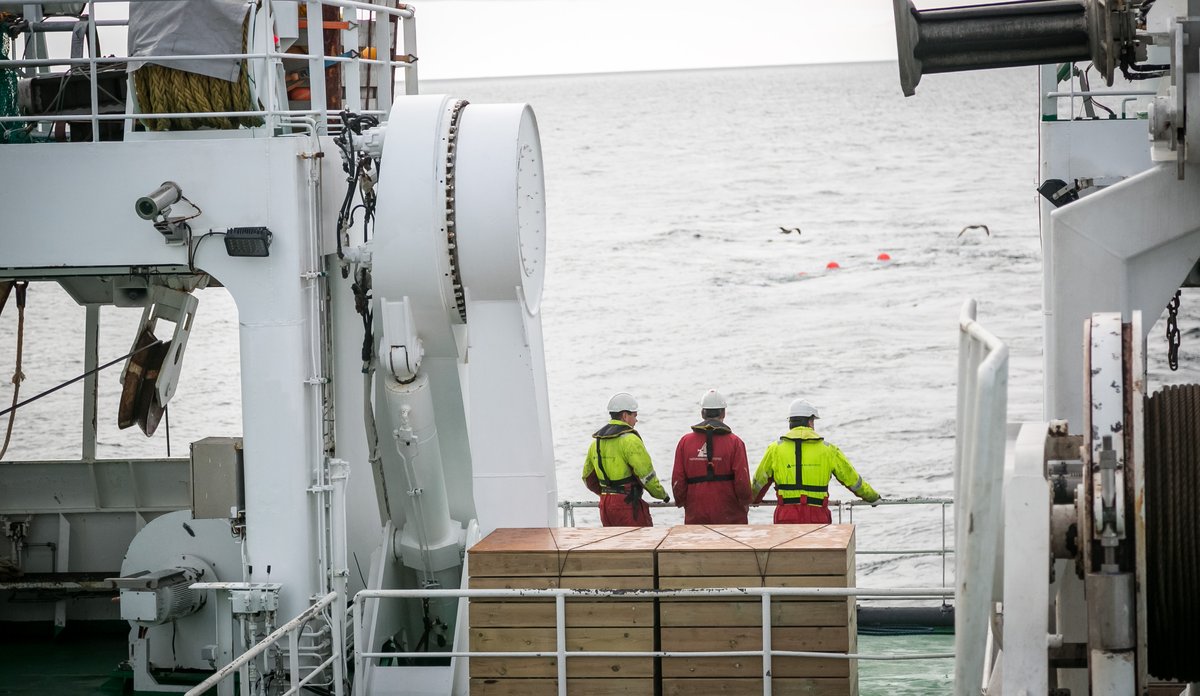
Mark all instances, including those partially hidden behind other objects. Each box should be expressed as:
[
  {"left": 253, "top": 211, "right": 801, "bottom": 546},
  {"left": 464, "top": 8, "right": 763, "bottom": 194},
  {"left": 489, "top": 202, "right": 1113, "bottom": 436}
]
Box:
[
  {"left": 467, "top": 527, "right": 666, "bottom": 686},
  {"left": 657, "top": 524, "right": 857, "bottom": 695}
]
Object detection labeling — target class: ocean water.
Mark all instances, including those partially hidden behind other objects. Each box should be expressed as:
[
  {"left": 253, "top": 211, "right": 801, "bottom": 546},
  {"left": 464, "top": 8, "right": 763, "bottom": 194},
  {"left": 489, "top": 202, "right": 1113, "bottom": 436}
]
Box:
[
  {"left": 438, "top": 62, "right": 1047, "bottom": 586},
  {"left": 4, "top": 62, "right": 1198, "bottom": 623}
]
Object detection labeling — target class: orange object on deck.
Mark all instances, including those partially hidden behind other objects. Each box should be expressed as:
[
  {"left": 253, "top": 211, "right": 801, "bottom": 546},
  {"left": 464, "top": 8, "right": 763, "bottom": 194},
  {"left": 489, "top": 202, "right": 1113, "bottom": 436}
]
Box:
[{"left": 298, "top": 19, "right": 350, "bottom": 29}]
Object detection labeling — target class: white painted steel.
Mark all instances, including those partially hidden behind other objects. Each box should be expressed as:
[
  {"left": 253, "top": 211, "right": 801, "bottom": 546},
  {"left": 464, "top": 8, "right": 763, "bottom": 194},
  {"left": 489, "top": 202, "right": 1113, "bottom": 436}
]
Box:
[
  {"left": 1001, "top": 422, "right": 1051, "bottom": 695},
  {"left": 1085, "top": 314, "right": 1136, "bottom": 696},
  {"left": 329, "top": 459, "right": 349, "bottom": 696},
  {"left": 121, "top": 511, "right": 242, "bottom": 675},
  {"left": 350, "top": 584, "right": 953, "bottom": 693},
  {"left": 454, "top": 104, "right": 557, "bottom": 533},
  {"left": 955, "top": 299, "right": 1009, "bottom": 696},
  {"left": 455, "top": 104, "right": 546, "bottom": 312},
  {"left": 464, "top": 300, "right": 558, "bottom": 534},
  {"left": 555, "top": 594, "right": 567, "bottom": 696},
  {"left": 184, "top": 591, "right": 338, "bottom": 696},
  {"left": 379, "top": 373, "right": 461, "bottom": 572},
  {"left": 358, "top": 586, "right": 951, "bottom": 600},
  {"left": 1045, "top": 163, "right": 1200, "bottom": 425},
  {"left": 762, "top": 592, "right": 773, "bottom": 696},
  {"left": 1090, "top": 649, "right": 1136, "bottom": 695},
  {"left": 1087, "top": 314, "right": 1126, "bottom": 542}
]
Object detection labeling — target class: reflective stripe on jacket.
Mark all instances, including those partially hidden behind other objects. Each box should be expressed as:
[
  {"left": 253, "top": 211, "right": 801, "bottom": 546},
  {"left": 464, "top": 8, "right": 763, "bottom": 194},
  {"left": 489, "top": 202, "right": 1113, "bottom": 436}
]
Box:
[
  {"left": 582, "top": 420, "right": 668, "bottom": 500},
  {"left": 752, "top": 426, "right": 879, "bottom": 504}
]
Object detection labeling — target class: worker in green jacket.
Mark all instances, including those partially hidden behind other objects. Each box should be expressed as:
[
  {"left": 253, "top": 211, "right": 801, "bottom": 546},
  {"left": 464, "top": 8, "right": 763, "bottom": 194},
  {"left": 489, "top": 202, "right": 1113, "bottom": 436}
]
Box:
[
  {"left": 753, "top": 398, "right": 881, "bottom": 523},
  {"left": 581, "top": 392, "right": 670, "bottom": 526}
]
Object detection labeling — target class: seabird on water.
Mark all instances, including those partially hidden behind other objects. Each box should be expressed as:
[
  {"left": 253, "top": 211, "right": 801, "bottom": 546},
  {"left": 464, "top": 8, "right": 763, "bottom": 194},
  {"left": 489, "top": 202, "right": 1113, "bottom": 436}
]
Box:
[{"left": 778, "top": 226, "right": 801, "bottom": 235}]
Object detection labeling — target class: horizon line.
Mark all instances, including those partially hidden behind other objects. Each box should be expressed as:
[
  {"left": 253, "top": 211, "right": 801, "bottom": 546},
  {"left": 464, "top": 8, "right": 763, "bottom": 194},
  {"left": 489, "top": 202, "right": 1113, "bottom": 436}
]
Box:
[{"left": 420, "top": 58, "right": 896, "bottom": 83}]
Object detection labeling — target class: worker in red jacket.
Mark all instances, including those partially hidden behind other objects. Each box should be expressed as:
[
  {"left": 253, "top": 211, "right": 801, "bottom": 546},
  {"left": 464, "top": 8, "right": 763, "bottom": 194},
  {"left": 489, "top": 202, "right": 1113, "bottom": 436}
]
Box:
[{"left": 671, "top": 389, "right": 753, "bottom": 524}]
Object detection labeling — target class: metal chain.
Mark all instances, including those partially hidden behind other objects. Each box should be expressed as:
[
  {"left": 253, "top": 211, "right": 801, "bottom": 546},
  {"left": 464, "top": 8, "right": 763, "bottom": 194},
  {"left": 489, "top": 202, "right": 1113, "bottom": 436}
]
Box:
[{"left": 1167, "top": 289, "right": 1182, "bottom": 371}]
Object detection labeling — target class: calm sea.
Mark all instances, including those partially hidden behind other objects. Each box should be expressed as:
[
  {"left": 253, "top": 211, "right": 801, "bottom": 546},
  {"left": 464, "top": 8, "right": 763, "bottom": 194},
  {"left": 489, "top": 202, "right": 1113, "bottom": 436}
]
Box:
[{"left": 5, "top": 61, "right": 1196, "bottom": 603}]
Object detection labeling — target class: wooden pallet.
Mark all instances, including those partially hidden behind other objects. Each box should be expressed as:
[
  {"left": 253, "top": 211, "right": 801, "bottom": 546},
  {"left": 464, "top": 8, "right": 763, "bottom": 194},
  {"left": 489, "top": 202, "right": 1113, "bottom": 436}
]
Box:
[
  {"left": 466, "top": 524, "right": 859, "bottom": 694},
  {"left": 657, "top": 524, "right": 857, "bottom": 694},
  {"left": 467, "top": 527, "right": 666, "bottom": 686}
]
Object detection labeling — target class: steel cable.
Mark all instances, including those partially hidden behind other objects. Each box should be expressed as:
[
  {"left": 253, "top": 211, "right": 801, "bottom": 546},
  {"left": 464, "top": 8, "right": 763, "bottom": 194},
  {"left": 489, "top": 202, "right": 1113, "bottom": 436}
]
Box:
[{"left": 1145, "top": 384, "right": 1200, "bottom": 680}]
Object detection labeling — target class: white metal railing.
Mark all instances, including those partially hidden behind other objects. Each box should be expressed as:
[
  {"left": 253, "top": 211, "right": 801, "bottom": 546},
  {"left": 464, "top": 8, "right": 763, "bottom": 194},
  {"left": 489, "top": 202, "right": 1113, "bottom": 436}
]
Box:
[
  {"left": 0, "top": 0, "right": 416, "bottom": 140},
  {"left": 352, "top": 586, "right": 955, "bottom": 696},
  {"left": 185, "top": 590, "right": 341, "bottom": 696},
  {"left": 954, "top": 298, "right": 1008, "bottom": 696},
  {"left": 559, "top": 496, "right": 957, "bottom": 590}
]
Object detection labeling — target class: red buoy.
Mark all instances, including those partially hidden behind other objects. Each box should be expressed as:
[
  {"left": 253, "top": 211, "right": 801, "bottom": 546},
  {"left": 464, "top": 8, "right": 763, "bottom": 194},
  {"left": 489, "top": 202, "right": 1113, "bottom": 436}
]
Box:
[
  {"left": 877, "top": 253, "right": 891, "bottom": 261},
  {"left": 826, "top": 261, "right": 840, "bottom": 270}
]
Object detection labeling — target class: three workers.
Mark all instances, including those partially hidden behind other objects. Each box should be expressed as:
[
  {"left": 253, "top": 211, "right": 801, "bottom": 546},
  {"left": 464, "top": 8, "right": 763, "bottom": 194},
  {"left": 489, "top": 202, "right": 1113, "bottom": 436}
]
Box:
[{"left": 583, "top": 391, "right": 882, "bottom": 526}]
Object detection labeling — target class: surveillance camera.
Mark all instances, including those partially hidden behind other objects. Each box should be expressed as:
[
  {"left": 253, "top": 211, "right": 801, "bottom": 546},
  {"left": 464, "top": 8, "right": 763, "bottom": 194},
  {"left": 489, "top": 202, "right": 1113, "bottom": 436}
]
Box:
[{"left": 135, "top": 181, "right": 182, "bottom": 221}]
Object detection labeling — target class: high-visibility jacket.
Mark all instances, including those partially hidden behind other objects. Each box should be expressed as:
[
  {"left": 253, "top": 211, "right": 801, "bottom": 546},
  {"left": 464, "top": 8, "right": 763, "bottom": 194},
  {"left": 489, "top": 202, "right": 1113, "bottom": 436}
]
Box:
[
  {"left": 582, "top": 420, "right": 668, "bottom": 500},
  {"left": 752, "top": 426, "right": 879, "bottom": 504}
]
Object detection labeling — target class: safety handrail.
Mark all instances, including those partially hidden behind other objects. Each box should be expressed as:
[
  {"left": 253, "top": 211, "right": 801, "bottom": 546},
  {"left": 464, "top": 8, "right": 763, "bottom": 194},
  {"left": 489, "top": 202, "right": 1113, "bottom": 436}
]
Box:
[
  {"left": 559, "top": 496, "right": 957, "bottom": 591},
  {"left": 954, "top": 298, "right": 1008, "bottom": 695},
  {"left": 185, "top": 590, "right": 339, "bottom": 696},
  {"left": 0, "top": 0, "right": 416, "bottom": 140},
  {"left": 352, "top": 586, "right": 955, "bottom": 696}
]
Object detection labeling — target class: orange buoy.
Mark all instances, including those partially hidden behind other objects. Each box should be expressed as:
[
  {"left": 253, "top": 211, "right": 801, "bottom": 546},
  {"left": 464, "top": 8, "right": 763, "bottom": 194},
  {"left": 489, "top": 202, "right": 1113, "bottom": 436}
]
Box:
[
  {"left": 826, "top": 261, "right": 840, "bottom": 270},
  {"left": 877, "top": 253, "right": 891, "bottom": 261}
]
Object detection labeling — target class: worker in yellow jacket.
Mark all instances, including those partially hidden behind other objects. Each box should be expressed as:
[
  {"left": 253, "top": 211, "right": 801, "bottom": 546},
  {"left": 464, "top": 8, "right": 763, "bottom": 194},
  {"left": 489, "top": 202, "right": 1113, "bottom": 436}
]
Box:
[
  {"left": 753, "top": 399, "right": 881, "bottom": 523},
  {"left": 581, "top": 392, "right": 670, "bottom": 526}
]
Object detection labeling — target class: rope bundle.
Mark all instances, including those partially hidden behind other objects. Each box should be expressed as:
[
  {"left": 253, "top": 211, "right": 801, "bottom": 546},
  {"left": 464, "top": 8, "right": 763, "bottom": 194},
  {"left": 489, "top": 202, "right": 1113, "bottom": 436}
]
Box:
[{"left": 132, "top": 14, "right": 264, "bottom": 131}]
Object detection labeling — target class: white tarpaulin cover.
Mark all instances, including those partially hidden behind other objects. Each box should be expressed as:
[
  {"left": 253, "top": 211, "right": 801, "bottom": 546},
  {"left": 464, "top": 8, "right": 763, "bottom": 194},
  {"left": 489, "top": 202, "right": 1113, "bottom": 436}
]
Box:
[{"left": 127, "top": 0, "right": 252, "bottom": 82}]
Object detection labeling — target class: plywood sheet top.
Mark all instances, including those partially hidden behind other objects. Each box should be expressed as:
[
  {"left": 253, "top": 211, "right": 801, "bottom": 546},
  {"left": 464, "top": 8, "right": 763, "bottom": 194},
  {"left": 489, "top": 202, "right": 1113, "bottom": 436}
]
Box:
[
  {"left": 658, "top": 525, "right": 851, "bottom": 551},
  {"left": 470, "top": 527, "right": 670, "bottom": 555}
]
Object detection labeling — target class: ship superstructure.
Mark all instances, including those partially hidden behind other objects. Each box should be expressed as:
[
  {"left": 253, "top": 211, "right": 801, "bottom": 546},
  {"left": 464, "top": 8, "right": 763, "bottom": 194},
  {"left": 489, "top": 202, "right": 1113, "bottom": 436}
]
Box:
[
  {"left": 895, "top": 0, "right": 1200, "bottom": 693},
  {"left": 4, "top": 0, "right": 1199, "bottom": 693},
  {"left": 1, "top": 1, "right": 555, "bottom": 693}
]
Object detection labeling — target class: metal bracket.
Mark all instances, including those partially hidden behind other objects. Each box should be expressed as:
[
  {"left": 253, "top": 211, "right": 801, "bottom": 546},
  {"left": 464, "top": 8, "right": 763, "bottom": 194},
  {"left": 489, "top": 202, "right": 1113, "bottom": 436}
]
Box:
[{"left": 379, "top": 297, "right": 423, "bottom": 382}]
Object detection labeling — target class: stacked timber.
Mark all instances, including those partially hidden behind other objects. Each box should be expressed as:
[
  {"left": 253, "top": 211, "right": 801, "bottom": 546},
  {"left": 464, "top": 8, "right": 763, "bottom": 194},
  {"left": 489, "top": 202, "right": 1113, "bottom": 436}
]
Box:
[
  {"left": 467, "top": 526, "right": 667, "bottom": 696},
  {"left": 657, "top": 524, "right": 857, "bottom": 696}
]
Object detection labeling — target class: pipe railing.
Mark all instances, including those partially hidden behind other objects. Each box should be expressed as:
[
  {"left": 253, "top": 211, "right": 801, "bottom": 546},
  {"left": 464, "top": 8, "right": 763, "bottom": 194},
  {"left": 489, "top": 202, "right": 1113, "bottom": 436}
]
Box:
[
  {"left": 559, "top": 496, "right": 956, "bottom": 591},
  {"left": 352, "top": 586, "right": 955, "bottom": 696},
  {"left": 0, "top": 0, "right": 416, "bottom": 140},
  {"left": 954, "top": 298, "right": 1008, "bottom": 696},
  {"left": 184, "top": 590, "right": 340, "bottom": 696}
]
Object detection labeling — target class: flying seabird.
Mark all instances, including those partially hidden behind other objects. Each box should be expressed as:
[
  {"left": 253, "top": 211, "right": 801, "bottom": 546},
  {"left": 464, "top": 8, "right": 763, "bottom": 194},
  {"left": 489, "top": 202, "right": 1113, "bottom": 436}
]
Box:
[
  {"left": 778, "top": 226, "right": 801, "bottom": 235},
  {"left": 958, "top": 224, "right": 990, "bottom": 237}
]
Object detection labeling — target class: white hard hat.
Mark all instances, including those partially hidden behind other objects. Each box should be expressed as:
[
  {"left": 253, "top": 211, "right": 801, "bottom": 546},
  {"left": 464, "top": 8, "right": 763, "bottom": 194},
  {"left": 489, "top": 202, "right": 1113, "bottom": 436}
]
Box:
[
  {"left": 788, "top": 398, "right": 819, "bottom": 419},
  {"left": 699, "top": 389, "right": 727, "bottom": 409},
  {"left": 607, "top": 392, "right": 639, "bottom": 413}
]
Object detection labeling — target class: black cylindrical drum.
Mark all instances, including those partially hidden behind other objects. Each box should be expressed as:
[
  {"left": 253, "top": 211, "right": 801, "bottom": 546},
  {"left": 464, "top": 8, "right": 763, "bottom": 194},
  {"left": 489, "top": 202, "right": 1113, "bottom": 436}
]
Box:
[{"left": 894, "top": 0, "right": 1092, "bottom": 95}]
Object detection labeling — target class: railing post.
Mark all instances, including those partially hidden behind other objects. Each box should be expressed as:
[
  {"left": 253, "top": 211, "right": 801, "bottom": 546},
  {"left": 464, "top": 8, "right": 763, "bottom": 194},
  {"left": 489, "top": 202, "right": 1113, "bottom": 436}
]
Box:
[
  {"left": 761, "top": 591, "right": 772, "bottom": 696},
  {"left": 289, "top": 627, "right": 301, "bottom": 687},
  {"left": 353, "top": 596, "right": 365, "bottom": 696},
  {"left": 556, "top": 592, "right": 567, "bottom": 696},
  {"left": 941, "top": 502, "right": 948, "bottom": 592}
]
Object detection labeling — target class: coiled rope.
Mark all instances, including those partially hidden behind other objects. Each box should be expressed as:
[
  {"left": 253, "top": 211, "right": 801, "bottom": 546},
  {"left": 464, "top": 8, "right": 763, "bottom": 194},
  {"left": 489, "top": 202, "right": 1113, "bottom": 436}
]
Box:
[{"left": 132, "top": 11, "right": 264, "bottom": 131}]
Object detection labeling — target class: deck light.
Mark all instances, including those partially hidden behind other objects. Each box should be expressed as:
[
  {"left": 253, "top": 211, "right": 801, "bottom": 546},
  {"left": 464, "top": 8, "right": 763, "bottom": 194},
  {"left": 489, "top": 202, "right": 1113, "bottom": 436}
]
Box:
[{"left": 223, "top": 227, "right": 273, "bottom": 257}]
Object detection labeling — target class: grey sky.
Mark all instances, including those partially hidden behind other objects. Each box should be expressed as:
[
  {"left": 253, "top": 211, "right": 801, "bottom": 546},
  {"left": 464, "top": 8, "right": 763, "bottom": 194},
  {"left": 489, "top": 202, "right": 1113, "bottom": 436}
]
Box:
[{"left": 413, "top": 0, "right": 899, "bottom": 80}]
